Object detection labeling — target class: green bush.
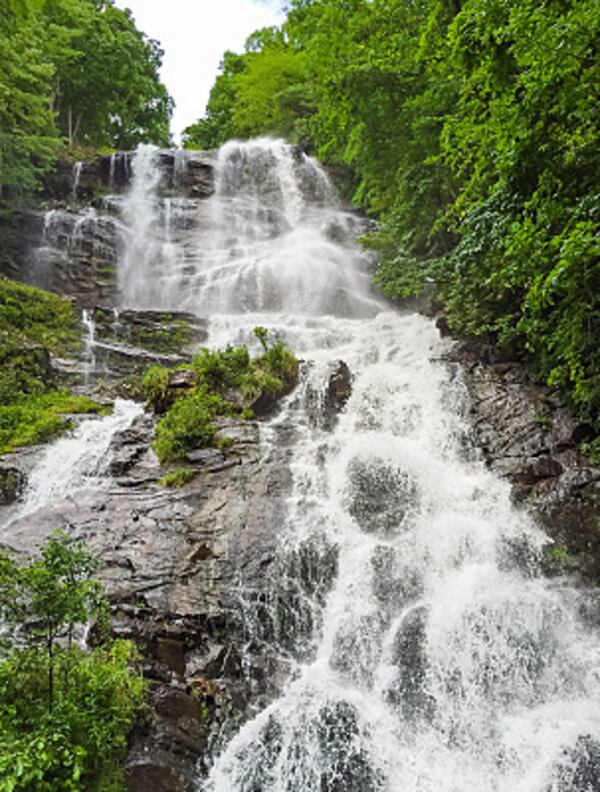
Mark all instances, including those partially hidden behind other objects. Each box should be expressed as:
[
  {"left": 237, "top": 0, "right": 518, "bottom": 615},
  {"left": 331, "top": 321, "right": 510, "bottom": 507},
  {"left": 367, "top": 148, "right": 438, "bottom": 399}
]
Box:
[
  {"left": 0, "top": 534, "right": 147, "bottom": 791},
  {"left": 148, "top": 330, "right": 299, "bottom": 463},
  {"left": 153, "top": 388, "right": 230, "bottom": 463},
  {"left": 159, "top": 466, "right": 196, "bottom": 488},
  {"left": 142, "top": 365, "right": 173, "bottom": 411}
]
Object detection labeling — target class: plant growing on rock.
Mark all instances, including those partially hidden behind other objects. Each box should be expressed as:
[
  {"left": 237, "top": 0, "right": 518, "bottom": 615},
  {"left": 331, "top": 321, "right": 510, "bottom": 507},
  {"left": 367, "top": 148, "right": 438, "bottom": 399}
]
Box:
[
  {"left": 0, "top": 278, "right": 104, "bottom": 456},
  {"left": 0, "top": 533, "right": 146, "bottom": 791},
  {"left": 159, "top": 466, "right": 196, "bottom": 488},
  {"left": 146, "top": 332, "right": 299, "bottom": 463}
]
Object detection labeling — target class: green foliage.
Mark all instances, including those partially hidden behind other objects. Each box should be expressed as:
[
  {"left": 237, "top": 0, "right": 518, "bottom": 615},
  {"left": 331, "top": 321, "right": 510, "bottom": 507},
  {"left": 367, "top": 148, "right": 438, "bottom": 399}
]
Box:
[
  {"left": 142, "top": 365, "right": 172, "bottom": 411},
  {"left": 0, "top": 277, "right": 102, "bottom": 455},
  {"left": 580, "top": 438, "right": 600, "bottom": 466},
  {"left": 0, "top": 276, "right": 80, "bottom": 365},
  {"left": 182, "top": 31, "right": 313, "bottom": 149},
  {"left": 148, "top": 331, "right": 299, "bottom": 463},
  {"left": 159, "top": 466, "right": 196, "bottom": 488},
  {"left": 0, "top": 534, "right": 146, "bottom": 790},
  {"left": 0, "top": 390, "right": 104, "bottom": 456},
  {"left": 190, "top": 0, "right": 600, "bottom": 433},
  {"left": 253, "top": 326, "right": 269, "bottom": 351},
  {"left": 0, "top": 0, "right": 172, "bottom": 202},
  {"left": 153, "top": 388, "right": 229, "bottom": 463}
]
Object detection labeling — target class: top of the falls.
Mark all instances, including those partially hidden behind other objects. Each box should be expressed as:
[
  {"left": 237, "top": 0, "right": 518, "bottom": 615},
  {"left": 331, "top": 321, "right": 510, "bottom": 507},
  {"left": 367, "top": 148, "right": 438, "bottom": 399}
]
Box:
[{"left": 117, "top": 139, "right": 383, "bottom": 318}]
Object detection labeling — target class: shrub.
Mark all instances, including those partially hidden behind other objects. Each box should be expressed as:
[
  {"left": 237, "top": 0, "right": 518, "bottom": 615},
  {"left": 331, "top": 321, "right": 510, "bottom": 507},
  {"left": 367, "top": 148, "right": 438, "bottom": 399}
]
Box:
[
  {"left": 147, "top": 330, "right": 299, "bottom": 463},
  {"left": 0, "top": 534, "right": 147, "bottom": 791},
  {"left": 159, "top": 466, "right": 196, "bottom": 488},
  {"left": 153, "top": 388, "right": 231, "bottom": 463}
]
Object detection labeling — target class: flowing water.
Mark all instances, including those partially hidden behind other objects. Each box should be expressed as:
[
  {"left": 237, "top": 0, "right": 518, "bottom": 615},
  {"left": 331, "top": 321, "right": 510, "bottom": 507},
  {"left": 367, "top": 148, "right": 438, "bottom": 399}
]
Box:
[
  {"left": 19, "top": 399, "right": 143, "bottom": 519},
  {"left": 13, "top": 139, "right": 600, "bottom": 789},
  {"left": 112, "top": 140, "right": 600, "bottom": 791}
]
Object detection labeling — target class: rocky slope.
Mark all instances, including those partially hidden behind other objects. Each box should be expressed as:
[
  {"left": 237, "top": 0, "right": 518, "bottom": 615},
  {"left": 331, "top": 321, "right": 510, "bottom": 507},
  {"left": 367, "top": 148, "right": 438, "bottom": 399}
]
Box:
[
  {"left": 2, "top": 149, "right": 599, "bottom": 789},
  {"left": 447, "top": 339, "right": 600, "bottom": 585}
]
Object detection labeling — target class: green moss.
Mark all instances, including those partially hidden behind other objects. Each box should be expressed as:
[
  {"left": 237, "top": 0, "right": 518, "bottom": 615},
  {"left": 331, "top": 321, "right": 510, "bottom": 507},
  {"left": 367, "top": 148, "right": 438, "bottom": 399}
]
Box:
[
  {"left": 580, "top": 437, "right": 600, "bottom": 465},
  {"left": 548, "top": 545, "right": 571, "bottom": 561},
  {"left": 159, "top": 466, "right": 196, "bottom": 488},
  {"left": 0, "top": 390, "right": 104, "bottom": 455},
  {"left": 0, "top": 277, "right": 80, "bottom": 360},
  {"left": 0, "top": 277, "right": 81, "bottom": 406}
]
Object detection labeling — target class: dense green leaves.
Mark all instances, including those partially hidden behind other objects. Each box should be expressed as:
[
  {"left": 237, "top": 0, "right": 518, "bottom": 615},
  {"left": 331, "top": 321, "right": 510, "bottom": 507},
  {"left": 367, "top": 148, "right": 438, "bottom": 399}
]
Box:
[
  {"left": 0, "top": 534, "right": 146, "bottom": 791},
  {"left": 187, "top": 0, "right": 600, "bottom": 431},
  {"left": 0, "top": 0, "right": 172, "bottom": 202},
  {"left": 145, "top": 330, "right": 299, "bottom": 463}
]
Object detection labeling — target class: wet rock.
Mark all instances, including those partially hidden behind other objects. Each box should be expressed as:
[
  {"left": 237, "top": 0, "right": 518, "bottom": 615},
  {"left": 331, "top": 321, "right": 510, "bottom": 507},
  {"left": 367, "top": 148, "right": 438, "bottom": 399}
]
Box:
[
  {"left": 435, "top": 314, "right": 451, "bottom": 338},
  {"left": 124, "top": 684, "right": 207, "bottom": 792},
  {"left": 326, "top": 360, "right": 352, "bottom": 412},
  {"left": 108, "top": 414, "right": 156, "bottom": 476},
  {"left": 0, "top": 466, "right": 25, "bottom": 505},
  {"left": 1, "top": 410, "right": 294, "bottom": 787},
  {"left": 551, "top": 735, "right": 600, "bottom": 791},
  {"left": 449, "top": 340, "right": 600, "bottom": 583},
  {"left": 387, "top": 605, "right": 434, "bottom": 721},
  {"left": 346, "top": 458, "right": 418, "bottom": 536}
]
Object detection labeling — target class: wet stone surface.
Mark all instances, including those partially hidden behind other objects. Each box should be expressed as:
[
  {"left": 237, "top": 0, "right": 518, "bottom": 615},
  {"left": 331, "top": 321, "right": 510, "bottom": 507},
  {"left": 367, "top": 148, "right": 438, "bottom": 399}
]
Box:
[{"left": 447, "top": 337, "right": 600, "bottom": 584}]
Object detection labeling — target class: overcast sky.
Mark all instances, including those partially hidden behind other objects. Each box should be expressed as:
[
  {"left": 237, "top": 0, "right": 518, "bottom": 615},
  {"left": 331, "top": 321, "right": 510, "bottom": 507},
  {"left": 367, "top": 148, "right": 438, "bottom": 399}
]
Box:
[{"left": 114, "top": 0, "right": 285, "bottom": 143}]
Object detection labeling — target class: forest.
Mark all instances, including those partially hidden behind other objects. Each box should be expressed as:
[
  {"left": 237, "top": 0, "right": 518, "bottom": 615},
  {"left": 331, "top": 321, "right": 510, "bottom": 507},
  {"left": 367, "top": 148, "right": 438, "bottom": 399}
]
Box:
[
  {"left": 0, "top": 0, "right": 171, "bottom": 200},
  {"left": 185, "top": 0, "right": 600, "bottom": 446}
]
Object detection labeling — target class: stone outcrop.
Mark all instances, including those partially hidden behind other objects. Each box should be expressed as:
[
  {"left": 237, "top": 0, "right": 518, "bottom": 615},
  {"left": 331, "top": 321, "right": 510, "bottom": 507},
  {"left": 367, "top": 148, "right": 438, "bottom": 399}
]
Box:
[
  {"left": 446, "top": 337, "right": 600, "bottom": 583},
  {"left": 0, "top": 149, "right": 215, "bottom": 306},
  {"left": 1, "top": 403, "right": 297, "bottom": 791}
]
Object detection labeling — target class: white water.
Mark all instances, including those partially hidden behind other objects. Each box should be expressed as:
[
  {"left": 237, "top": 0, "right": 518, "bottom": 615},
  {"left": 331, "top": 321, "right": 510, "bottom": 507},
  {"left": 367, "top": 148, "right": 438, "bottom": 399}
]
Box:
[
  {"left": 19, "top": 399, "right": 143, "bottom": 518},
  {"left": 115, "top": 139, "right": 600, "bottom": 790},
  {"left": 72, "top": 161, "right": 82, "bottom": 200}
]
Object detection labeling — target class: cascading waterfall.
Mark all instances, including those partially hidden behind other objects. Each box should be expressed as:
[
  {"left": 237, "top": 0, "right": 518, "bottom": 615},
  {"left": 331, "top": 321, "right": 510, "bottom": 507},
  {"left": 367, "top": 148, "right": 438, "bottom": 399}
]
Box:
[
  {"left": 19, "top": 399, "right": 143, "bottom": 519},
  {"left": 115, "top": 139, "right": 600, "bottom": 790},
  {"left": 118, "top": 138, "right": 379, "bottom": 318},
  {"left": 8, "top": 138, "right": 598, "bottom": 790}
]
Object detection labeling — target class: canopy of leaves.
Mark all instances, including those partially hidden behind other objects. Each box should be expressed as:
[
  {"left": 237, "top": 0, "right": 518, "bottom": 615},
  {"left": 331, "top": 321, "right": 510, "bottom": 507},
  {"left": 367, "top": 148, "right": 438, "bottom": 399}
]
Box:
[
  {"left": 185, "top": 0, "right": 600, "bottom": 434},
  {"left": 0, "top": 0, "right": 173, "bottom": 202}
]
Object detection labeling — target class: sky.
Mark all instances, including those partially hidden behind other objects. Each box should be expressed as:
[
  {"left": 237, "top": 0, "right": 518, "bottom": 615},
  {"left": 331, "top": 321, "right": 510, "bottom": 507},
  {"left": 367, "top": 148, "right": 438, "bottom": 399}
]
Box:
[{"left": 114, "top": 0, "right": 285, "bottom": 143}]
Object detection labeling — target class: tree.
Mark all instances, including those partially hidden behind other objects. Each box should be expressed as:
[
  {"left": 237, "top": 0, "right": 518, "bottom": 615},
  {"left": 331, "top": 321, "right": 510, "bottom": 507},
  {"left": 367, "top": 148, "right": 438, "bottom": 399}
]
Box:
[
  {"left": 0, "top": 1, "right": 60, "bottom": 200},
  {"left": 0, "top": 533, "right": 146, "bottom": 790},
  {"left": 0, "top": 0, "right": 173, "bottom": 202}
]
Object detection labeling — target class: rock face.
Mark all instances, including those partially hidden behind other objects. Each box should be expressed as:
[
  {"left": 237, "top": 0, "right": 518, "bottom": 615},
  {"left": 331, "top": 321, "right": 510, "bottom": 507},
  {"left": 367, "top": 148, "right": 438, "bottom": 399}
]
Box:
[
  {"left": 0, "top": 149, "right": 216, "bottom": 307},
  {"left": 447, "top": 338, "right": 600, "bottom": 583},
  {"left": 1, "top": 407, "right": 296, "bottom": 792},
  {"left": 77, "top": 308, "right": 209, "bottom": 392}
]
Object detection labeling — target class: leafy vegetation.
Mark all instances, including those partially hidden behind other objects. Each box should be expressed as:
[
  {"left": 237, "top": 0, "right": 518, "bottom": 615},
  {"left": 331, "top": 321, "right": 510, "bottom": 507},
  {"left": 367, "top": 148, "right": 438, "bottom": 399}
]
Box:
[
  {"left": 0, "top": 0, "right": 172, "bottom": 203},
  {"left": 0, "top": 277, "right": 103, "bottom": 455},
  {"left": 159, "top": 466, "right": 196, "bottom": 488},
  {"left": 185, "top": 0, "right": 600, "bottom": 438},
  {"left": 0, "top": 533, "right": 146, "bottom": 791},
  {"left": 145, "top": 328, "right": 299, "bottom": 463}
]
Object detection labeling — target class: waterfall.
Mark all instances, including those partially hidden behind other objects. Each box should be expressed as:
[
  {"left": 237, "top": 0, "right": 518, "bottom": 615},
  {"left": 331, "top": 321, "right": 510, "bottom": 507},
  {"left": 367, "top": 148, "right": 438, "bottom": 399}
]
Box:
[
  {"left": 118, "top": 138, "right": 378, "bottom": 317},
  {"left": 72, "top": 161, "right": 83, "bottom": 200},
  {"left": 114, "top": 139, "right": 600, "bottom": 790},
  {"left": 104, "top": 139, "right": 598, "bottom": 792},
  {"left": 201, "top": 312, "right": 600, "bottom": 792},
  {"left": 14, "top": 136, "right": 600, "bottom": 789},
  {"left": 18, "top": 399, "right": 143, "bottom": 518},
  {"left": 81, "top": 308, "right": 96, "bottom": 380}
]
